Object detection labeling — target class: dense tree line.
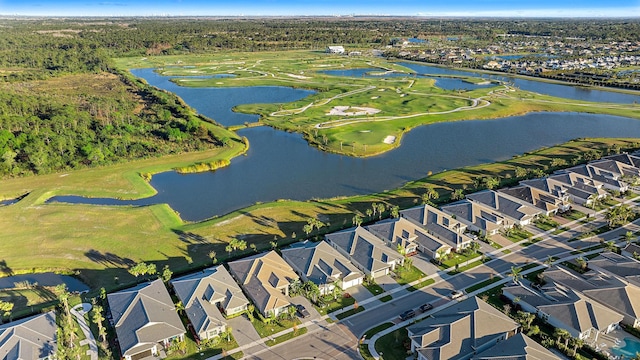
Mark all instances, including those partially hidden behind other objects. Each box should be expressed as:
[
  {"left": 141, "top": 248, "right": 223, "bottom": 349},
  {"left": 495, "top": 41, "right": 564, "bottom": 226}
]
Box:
[{"left": 0, "top": 71, "right": 223, "bottom": 176}]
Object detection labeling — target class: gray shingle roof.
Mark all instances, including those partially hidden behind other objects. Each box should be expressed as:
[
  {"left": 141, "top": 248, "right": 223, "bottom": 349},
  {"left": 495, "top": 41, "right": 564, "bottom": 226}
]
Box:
[
  {"left": 473, "top": 333, "right": 560, "bottom": 360},
  {"left": 281, "top": 241, "right": 363, "bottom": 288},
  {"left": 170, "top": 266, "right": 249, "bottom": 336},
  {"left": 441, "top": 200, "right": 503, "bottom": 234},
  {"left": 107, "top": 279, "right": 185, "bottom": 357},
  {"left": 401, "top": 205, "right": 473, "bottom": 250},
  {"left": 325, "top": 226, "right": 403, "bottom": 274},
  {"left": 227, "top": 251, "right": 298, "bottom": 317},
  {"left": 467, "top": 190, "right": 542, "bottom": 222},
  {"left": 407, "top": 297, "right": 518, "bottom": 360},
  {"left": 0, "top": 311, "right": 57, "bottom": 360}
]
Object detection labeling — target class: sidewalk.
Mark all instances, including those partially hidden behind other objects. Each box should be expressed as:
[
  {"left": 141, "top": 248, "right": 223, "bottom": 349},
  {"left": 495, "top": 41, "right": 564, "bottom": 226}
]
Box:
[{"left": 71, "top": 303, "right": 99, "bottom": 360}]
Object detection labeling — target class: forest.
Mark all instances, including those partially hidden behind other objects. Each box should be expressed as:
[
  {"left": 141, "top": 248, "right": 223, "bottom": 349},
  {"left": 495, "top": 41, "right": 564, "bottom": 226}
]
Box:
[{"left": 0, "top": 17, "right": 639, "bottom": 177}]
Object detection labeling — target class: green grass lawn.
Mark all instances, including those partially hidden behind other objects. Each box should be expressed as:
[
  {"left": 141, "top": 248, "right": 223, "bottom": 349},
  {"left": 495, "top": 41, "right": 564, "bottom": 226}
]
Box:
[
  {"left": 407, "top": 278, "right": 435, "bottom": 292},
  {"left": 438, "top": 251, "right": 481, "bottom": 270},
  {"left": 534, "top": 217, "right": 560, "bottom": 231},
  {"left": 447, "top": 257, "right": 490, "bottom": 275},
  {"left": 336, "top": 306, "right": 365, "bottom": 320},
  {"left": 364, "top": 282, "right": 385, "bottom": 297},
  {"left": 165, "top": 333, "right": 241, "bottom": 360},
  {"left": 504, "top": 228, "right": 534, "bottom": 243},
  {"left": 465, "top": 276, "right": 502, "bottom": 293},
  {"left": 251, "top": 317, "right": 301, "bottom": 338},
  {"left": 266, "top": 327, "right": 308, "bottom": 347},
  {"left": 393, "top": 264, "right": 427, "bottom": 285},
  {"left": 374, "top": 328, "right": 410, "bottom": 360},
  {"left": 560, "top": 210, "right": 586, "bottom": 221},
  {"left": 314, "top": 295, "right": 356, "bottom": 315}
]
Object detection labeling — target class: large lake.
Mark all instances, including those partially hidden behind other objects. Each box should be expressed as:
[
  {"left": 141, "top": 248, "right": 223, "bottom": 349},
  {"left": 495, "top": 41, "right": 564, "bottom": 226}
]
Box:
[{"left": 49, "top": 68, "right": 640, "bottom": 222}]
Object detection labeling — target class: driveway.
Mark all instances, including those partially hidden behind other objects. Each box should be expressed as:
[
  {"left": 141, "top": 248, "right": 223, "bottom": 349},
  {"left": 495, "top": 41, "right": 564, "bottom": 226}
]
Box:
[
  {"left": 346, "top": 284, "right": 375, "bottom": 304},
  {"left": 227, "top": 314, "right": 260, "bottom": 347},
  {"left": 412, "top": 253, "right": 441, "bottom": 277}
]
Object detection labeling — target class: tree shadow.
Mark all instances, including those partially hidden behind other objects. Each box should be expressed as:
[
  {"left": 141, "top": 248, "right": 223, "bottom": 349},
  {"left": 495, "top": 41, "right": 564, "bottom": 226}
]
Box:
[
  {"left": 0, "top": 260, "right": 13, "bottom": 276},
  {"left": 84, "top": 250, "right": 135, "bottom": 267}
]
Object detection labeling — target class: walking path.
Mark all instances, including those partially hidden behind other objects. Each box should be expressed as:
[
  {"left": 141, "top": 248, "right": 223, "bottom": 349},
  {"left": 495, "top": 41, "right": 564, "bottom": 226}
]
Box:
[{"left": 71, "top": 303, "right": 99, "bottom": 360}]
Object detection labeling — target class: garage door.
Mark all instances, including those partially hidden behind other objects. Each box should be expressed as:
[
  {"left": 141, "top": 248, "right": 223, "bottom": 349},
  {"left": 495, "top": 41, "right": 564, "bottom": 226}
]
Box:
[{"left": 131, "top": 349, "right": 153, "bottom": 360}]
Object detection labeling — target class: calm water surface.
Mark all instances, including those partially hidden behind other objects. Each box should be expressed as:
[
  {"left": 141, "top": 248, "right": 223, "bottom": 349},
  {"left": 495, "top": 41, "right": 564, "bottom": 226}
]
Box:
[
  {"left": 49, "top": 68, "right": 640, "bottom": 221},
  {"left": 398, "top": 62, "right": 640, "bottom": 104}
]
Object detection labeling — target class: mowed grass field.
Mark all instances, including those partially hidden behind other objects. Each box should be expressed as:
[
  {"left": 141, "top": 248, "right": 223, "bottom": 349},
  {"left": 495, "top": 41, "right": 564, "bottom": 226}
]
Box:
[
  {"left": 2, "top": 48, "right": 640, "bottom": 293},
  {"left": 116, "top": 51, "right": 640, "bottom": 157}
]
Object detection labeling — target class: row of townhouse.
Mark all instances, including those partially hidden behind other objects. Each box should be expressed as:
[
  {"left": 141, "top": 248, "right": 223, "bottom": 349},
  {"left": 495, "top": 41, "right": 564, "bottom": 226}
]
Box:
[
  {"left": 440, "top": 152, "right": 640, "bottom": 236},
  {"left": 502, "top": 252, "right": 640, "bottom": 347}
]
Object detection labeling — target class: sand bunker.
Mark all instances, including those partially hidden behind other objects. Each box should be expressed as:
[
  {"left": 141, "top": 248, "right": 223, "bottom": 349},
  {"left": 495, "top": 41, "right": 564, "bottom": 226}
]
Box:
[
  {"left": 327, "top": 106, "right": 381, "bottom": 116},
  {"left": 286, "top": 73, "right": 309, "bottom": 79},
  {"left": 383, "top": 136, "right": 396, "bottom": 144}
]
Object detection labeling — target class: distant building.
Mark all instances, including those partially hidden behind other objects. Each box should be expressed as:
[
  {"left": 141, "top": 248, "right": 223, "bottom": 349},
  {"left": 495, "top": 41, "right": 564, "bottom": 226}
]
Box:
[{"left": 326, "top": 46, "right": 345, "bottom": 54}]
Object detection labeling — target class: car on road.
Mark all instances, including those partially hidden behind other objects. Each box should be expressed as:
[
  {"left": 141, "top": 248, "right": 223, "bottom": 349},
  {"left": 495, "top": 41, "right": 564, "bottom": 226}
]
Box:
[
  {"left": 450, "top": 290, "right": 464, "bottom": 299},
  {"left": 296, "top": 304, "right": 310, "bottom": 318},
  {"left": 399, "top": 309, "right": 416, "bottom": 321},
  {"left": 419, "top": 303, "right": 433, "bottom": 312}
]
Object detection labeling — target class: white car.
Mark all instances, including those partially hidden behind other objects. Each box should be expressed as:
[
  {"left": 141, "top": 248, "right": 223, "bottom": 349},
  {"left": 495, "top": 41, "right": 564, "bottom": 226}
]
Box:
[{"left": 450, "top": 290, "right": 464, "bottom": 299}]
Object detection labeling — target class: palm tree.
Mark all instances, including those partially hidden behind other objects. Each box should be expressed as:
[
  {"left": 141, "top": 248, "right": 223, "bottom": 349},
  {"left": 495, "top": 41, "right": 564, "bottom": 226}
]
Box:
[
  {"left": 451, "top": 188, "right": 465, "bottom": 201},
  {"left": 570, "top": 337, "right": 584, "bottom": 356},
  {"left": 508, "top": 266, "right": 522, "bottom": 284},
  {"left": 624, "top": 230, "right": 635, "bottom": 245},
  {"left": 422, "top": 186, "right": 439, "bottom": 205},
  {"left": 436, "top": 248, "right": 448, "bottom": 265},
  {"left": 352, "top": 214, "right": 363, "bottom": 227},
  {"left": 575, "top": 257, "right": 587, "bottom": 271},
  {"left": 554, "top": 328, "right": 570, "bottom": 348}
]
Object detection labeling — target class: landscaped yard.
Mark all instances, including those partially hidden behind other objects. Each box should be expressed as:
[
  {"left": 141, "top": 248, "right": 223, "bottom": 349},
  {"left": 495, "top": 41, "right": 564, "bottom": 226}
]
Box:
[
  {"left": 393, "top": 264, "right": 427, "bottom": 285},
  {"left": 437, "top": 251, "right": 481, "bottom": 270},
  {"left": 364, "top": 282, "right": 385, "bottom": 296},
  {"left": 534, "top": 217, "right": 560, "bottom": 231},
  {"left": 266, "top": 327, "right": 308, "bottom": 347},
  {"left": 314, "top": 294, "right": 356, "bottom": 315},
  {"left": 336, "top": 305, "right": 365, "bottom": 320},
  {"left": 407, "top": 278, "right": 435, "bottom": 292},
  {"left": 560, "top": 210, "right": 586, "bottom": 221},
  {"left": 166, "top": 332, "right": 241, "bottom": 360},
  {"left": 251, "top": 317, "right": 301, "bottom": 338},
  {"left": 503, "top": 227, "right": 534, "bottom": 243},
  {"left": 464, "top": 276, "right": 503, "bottom": 293},
  {"left": 374, "top": 328, "right": 410, "bottom": 360}
]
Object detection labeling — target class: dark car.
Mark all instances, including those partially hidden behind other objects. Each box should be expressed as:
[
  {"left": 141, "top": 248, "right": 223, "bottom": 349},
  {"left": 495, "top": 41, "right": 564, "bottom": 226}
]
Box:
[
  {"left": 419, "top": 303, "right": 433, "bottom": 312},
  {"left": 399, "top": 309, "right": 416, "bottom": 321},
  {"left": 296, "top": 304, "right": 311, "bottom": 318}
]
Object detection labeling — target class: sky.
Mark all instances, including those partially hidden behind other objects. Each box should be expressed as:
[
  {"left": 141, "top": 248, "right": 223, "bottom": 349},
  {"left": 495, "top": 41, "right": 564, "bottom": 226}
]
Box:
[{"left": 0, "top": 0, "right": 639, "bottom": 17}]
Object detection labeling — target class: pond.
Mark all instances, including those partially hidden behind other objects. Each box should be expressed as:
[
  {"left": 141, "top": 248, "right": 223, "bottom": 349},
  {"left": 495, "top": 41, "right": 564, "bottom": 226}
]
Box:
[
  {"left": 397, "top": 62, "right": 640, "bottom": 104},
  {"left": 48, "top": 67, "right": 640, "bottom": 221},
  {"left": 320, "top": 67, "right": 495, "bottom": 91},
  {"left": 0, "top": 273, "right": 89, "bottom": 293}
]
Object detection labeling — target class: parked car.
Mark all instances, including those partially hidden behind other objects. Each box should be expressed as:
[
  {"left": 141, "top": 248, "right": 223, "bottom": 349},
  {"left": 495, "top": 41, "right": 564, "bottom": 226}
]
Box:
[
  {"left": 419, "top": 303, "right": 433, "bottom": 312},
  {"left": 399, "top": 309, "right": 416, "bottom": 321},
  {"left": 296, "top": 304, "right": 310, "bottom": 318},
  {"left": 450, "top": 290, "right": 464, "bottom": 299}
]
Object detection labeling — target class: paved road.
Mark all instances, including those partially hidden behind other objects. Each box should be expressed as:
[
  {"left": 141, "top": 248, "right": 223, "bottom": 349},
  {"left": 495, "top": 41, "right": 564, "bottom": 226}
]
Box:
[{"left": 241, "top": 199, "right": 640, "bottom": 359}]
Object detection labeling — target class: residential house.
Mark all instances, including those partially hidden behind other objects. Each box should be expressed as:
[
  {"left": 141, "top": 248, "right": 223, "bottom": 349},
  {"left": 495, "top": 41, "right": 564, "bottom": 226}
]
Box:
[
  {"left": 227, "top": 251, "right": 298, "bottom": 318},
  {"left": 400, "top": 204, "right": 474, "bottom": 252},
  {"left": 502, "top": 279, "right": 623, "bottom": 343},
  {"left": 0, "top": 311, "right": 57, "bottom": 360},
  {"left": 472, "top": 333, "right": 560, "bottom": 360},
  {"left": 561, "top": 162, "right": 630, "bottom": 193},
  {"left": 407, "top": 296, "right": 519, "bottom": 360},
  {"left": 170, "top": 266, "right": 249, "bottom": 341},
  {"left": 108, "top": 279, "right": 185, "bottom": 360},
  {"left": 521, "top": 173, "right": 607, "bottom": 206},
  {"left": 325, "top": 226, "right": 404, "bottom": 279},
  {"left": 326, "top": 46, "right": 345, "bottom": 54},
  {"left": 587, "top": 252, "right": 640, "bottom": 287},
  {"left": 499, "top": 184, "right": 570, "bottom": 215},
  {"left": 622, "top": 243, "right": 640, "bottom": 260},
  {"left": 281, "top": 240, "right": 364, "bottom": 295},
  {"left": 365, "top": 217, "right": 420, "bottom": 256},
  {"left": 441, "top": 199, "right": 505, "bottom": 236},
  {"left": 465, "top": 190, "right": 544, "bottom": 227}
]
